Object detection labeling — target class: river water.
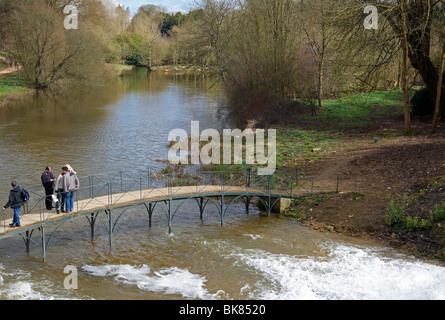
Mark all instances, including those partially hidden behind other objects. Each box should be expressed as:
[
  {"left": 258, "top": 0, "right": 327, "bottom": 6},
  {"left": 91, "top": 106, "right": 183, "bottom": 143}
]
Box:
[{"left": 0, "top": 68, "right": 444, "bottom": 300}]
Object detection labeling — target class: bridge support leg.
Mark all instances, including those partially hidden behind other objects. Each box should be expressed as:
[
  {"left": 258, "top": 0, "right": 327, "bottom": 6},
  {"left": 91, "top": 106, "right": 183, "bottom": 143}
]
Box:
[
  {"left": 23, "top": 230, "right": 32, "bottom": 252},
  {"left": 220, "top": 195, "right": 225, "bottom": 227},
  {"left": 167, "top": 200, "right": 172, "bottom": 234},
  {"left": 38, "top": 226, "right": 47, "bottom": 263},
  {"left": 105, "top": 209, "right": 113, "bottom": 248},
  {"left": 244, "top": 196, "right": 251, "bottom": 214},
  {"left": 148, "top": 203, "right": 153, "bottom": 227},
  {"left": 195, "top": 198, "right": 209, "bottom": 220},
  {"left": 143, "top": 202, "right": 156, "bottom": 228},
  {"left": 86, "top": 212, "right": 99, "bottom": 241}
]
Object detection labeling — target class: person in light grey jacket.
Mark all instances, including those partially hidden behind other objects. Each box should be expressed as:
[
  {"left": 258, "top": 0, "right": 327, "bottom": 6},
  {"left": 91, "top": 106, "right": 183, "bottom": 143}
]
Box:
[
  {"left": 62, "top": 166, "right": 79, "bottom": 213},
  {"left": 55, "top": 169, "right": 66, "bottom": 214}
]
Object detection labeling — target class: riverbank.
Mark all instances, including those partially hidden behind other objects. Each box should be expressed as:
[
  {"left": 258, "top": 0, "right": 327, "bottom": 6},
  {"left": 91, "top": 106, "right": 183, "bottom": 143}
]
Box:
[
  {"left": 273, "top": 92, "right": 445, "bottom": 261},
  {"left": 0, "top": 54, "right": 31, "bottom": 107},
  {"left": 0, "top": 59, "right": 133, "bottom": 108},
  {"left": 160, "top": 87, "right": 445, "bottom": 260}
]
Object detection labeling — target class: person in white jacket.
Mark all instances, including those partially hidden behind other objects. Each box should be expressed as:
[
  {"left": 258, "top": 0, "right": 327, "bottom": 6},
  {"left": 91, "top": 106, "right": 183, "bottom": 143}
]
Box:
[{"left": 55, "top": 169, "right": 66, "bottom": 214}]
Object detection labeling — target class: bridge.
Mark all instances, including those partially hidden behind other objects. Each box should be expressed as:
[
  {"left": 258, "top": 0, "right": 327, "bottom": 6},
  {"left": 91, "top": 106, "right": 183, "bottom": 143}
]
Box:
[{"left": 0, "top": 167, "right": 339, "bottom": 262}]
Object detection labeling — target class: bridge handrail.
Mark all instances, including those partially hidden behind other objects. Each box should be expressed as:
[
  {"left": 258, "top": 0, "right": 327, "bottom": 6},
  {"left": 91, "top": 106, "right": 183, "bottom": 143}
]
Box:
[{"left": 0, "top": 167, "right": 339, "bottom": 235}]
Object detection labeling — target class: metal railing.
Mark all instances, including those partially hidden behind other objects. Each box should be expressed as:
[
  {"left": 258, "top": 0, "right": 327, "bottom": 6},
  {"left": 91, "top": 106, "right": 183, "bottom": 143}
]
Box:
[{"left": 0, "top": 166, "right": 339, "bottom": 236}]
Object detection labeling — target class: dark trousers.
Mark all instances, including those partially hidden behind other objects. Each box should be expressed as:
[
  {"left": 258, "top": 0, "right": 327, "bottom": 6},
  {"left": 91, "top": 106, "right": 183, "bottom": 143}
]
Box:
[{"left": 44, "top": 187, "right": 54, "bottom": 210}]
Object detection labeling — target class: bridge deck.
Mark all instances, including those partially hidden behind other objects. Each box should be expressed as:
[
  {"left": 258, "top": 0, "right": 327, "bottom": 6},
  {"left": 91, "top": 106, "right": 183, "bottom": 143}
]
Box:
[{"left": 0, "top": 184, "right": 287, "bottom": 239}]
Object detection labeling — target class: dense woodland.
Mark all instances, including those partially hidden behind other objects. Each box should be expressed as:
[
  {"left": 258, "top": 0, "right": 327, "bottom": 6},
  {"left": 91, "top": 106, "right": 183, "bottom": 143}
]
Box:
[{"left": 0, "top": 0, "right": 444, "bottom": 131}]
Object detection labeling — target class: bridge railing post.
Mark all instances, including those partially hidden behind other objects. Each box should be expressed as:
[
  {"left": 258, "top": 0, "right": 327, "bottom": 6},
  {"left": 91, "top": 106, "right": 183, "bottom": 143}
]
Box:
[
  {"left": 119, "top": 171, "right": 123, "bottom": 193},
  {"left": 2, "top": 206, "right": 5, "bottom": 235},
  {"left": 91, "top": 175, "right": 94, "bottom": 199},
  {"left": 88, "top": 176, "right": 92, "bottom": 198},
  {"left": 246, "top": 167, "right": 251, "bottom": 191},
  {"left": 107, "top": 183, "right": 111, "bottom": 206},
  {"left": 168, "top": 174, "right": 172, "bottom": 199},
  {"left": 40, "top": 196, "right": 45, "bottom": 223},
  {"left": 148, "top": 167, "right": 151, "bottom": 189}
]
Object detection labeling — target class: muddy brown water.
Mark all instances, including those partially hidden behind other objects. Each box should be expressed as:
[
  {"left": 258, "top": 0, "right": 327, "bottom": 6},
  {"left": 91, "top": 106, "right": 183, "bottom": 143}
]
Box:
[{"left": 0, "top": 69, "right": 444, "bottom": 300}]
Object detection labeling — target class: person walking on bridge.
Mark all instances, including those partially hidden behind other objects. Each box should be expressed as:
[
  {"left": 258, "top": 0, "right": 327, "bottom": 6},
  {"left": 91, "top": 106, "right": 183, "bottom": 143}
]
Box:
[
  {"left": 63, "top": 166, "right": 79, "bottom": 213},
  {"left": 41, "top": 166, "right": 56, "bottom": 210},
  {"left": 2, "top": 181, "right": 26, "bottom": 228}
]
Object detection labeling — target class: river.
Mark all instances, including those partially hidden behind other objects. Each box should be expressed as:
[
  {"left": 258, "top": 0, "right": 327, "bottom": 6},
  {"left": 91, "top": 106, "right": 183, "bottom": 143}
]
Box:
[{"left": 0, "top": 68, "right": 444, "bottom": 300}]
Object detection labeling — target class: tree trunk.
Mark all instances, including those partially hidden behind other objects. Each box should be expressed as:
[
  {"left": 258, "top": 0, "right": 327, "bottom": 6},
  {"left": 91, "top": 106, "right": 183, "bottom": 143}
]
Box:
[
  {"left": 384, "top": 0, "right": 445, "bottom": 117},
  {"left": 398, "top": 0, "right": 414, "bottom": 135},
  {"left": 430, "top": 43, "right": 445, "bottom": 135},
  {"left": 318, "top": 57, "right": 324, "bottom": 109}
]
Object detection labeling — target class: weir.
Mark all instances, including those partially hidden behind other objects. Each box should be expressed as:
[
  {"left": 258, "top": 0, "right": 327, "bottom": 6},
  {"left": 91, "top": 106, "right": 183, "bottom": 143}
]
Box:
[{"left": 0, "top": 167, "right": 339, "bottom": 262}]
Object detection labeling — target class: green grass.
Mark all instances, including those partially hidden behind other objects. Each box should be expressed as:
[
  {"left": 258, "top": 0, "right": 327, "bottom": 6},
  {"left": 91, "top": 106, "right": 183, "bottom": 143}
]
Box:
[
  {"left": 275, "top": 127, "right": 341, "bottom": 167},
  {"left": 0, "top": 76, "right": 29, "bottom": 102},
  {"left": 315, "top": 90, "right": 405, "bottom": 126},
  {"left": 274, "top": 90, "right": 409, "bottom": 167}
]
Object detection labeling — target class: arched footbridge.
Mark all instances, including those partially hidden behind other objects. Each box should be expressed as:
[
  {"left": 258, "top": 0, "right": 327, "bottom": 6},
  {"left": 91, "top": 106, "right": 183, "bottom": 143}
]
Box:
[{"left": 0, "top": 168, "right": 339, "bottom": 262}]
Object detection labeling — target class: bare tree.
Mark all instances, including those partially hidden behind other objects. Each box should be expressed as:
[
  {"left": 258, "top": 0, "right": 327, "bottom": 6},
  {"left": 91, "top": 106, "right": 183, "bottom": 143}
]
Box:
[
  {"left": 397, "top": 0, "right": 414, "bottom": 134},
  {"left": 195, "top": 0, "right": 239, "bottom": 82},
  {"left": 297, "top": 0, "right": 337, "bottom": 111},
  {"left": 7, "top": 0, "right": 106, "bottom": 88},
  {"left": 129, "top": 11, "right": 163, "bottom": 67},
  {"left": 430, "top": 5, "right": 445, "bottom": 134},
  {"left": 379, "top": 0, "right": 445, "bottom": 116}
]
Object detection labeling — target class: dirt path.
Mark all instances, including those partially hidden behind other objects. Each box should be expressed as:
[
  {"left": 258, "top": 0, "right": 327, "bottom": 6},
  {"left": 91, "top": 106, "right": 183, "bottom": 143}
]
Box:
[{"left": 0, "top": 55, "right": 20, "bottom": 76}]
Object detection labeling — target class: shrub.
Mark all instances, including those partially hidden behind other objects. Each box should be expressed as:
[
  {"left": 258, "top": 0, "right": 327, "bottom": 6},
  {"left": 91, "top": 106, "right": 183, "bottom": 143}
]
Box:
[
  {"left": 385, "top": 199, "right": 406, "bottom": 230},
  {"left": 410, "top": 87, "right": 435, "bottom": 117},
  {"left": 405, "top": 216, "right": 431, "bottom": 232},
  {"left": 433, "top": 202, "right": 445, "bottom": 221}
]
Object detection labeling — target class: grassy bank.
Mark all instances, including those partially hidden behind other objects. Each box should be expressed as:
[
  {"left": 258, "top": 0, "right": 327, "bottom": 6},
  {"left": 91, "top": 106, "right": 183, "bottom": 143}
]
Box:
[
  {"left": 317, "top": 90, "right": 405, "bottom": 126},
  {"left": 276, "top": 89, "right": 445, "bottom": 260},
  {"left": 275, "top": 89, "right": 406, "bottom": 167},
  {"left": 0, "top": 75, "right": 31, "bottom": 104}
]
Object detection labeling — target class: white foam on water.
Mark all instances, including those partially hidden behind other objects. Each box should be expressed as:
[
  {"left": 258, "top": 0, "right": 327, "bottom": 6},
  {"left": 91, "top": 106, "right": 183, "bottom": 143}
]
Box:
[
  {"left": 0, "top": 263, "right": 72, "bottom": 300},
  {"left": 243, "top": 234, "right": 263, "bottom": 240},
  {"left": 233, "top": 243, "right": 445, "bottom": 300},
  {"left": 82, "top": 264, "right": 218, "bottom": 299},
  {"left": 2, "top": 281, "right": 49, "bottom": 300}
]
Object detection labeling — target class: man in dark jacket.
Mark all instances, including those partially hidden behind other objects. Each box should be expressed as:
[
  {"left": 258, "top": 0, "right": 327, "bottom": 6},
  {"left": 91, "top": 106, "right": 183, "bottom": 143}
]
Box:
[
  {"left": 2, "top": 181, "right": 25, "bottom": 228},
  {"left": 41, "top": 166, "right": 56, "bottom": 210}
]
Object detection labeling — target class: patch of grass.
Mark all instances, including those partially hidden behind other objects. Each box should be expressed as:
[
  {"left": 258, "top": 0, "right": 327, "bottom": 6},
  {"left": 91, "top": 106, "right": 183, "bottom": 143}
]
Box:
[
  {"left": 0, "top": 76, "right": 29, "bottom": 103},
  {"left": 433, "top": 202, "right": 445, "bottom": 221},
  {"left": 276, "top": 126, "right": 341, "bottom": 167},
  {"left": 315, "top": 90, "right": 405, "bottom": 127}
]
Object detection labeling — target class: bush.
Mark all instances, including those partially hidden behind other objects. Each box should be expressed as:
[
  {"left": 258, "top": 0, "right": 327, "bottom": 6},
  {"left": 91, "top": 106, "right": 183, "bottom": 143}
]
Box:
[
  {"left": 385, "top": 199, "right": 406, "bottom": 230},
  {"left": 405, "top": 216, "right": 431, "bottom": 232},
  {"left": 410, "top": 88, "right": 435, "bottom": 117},
  {"left": 433, "top": 202, "right": 445, "bottom": 221}
]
